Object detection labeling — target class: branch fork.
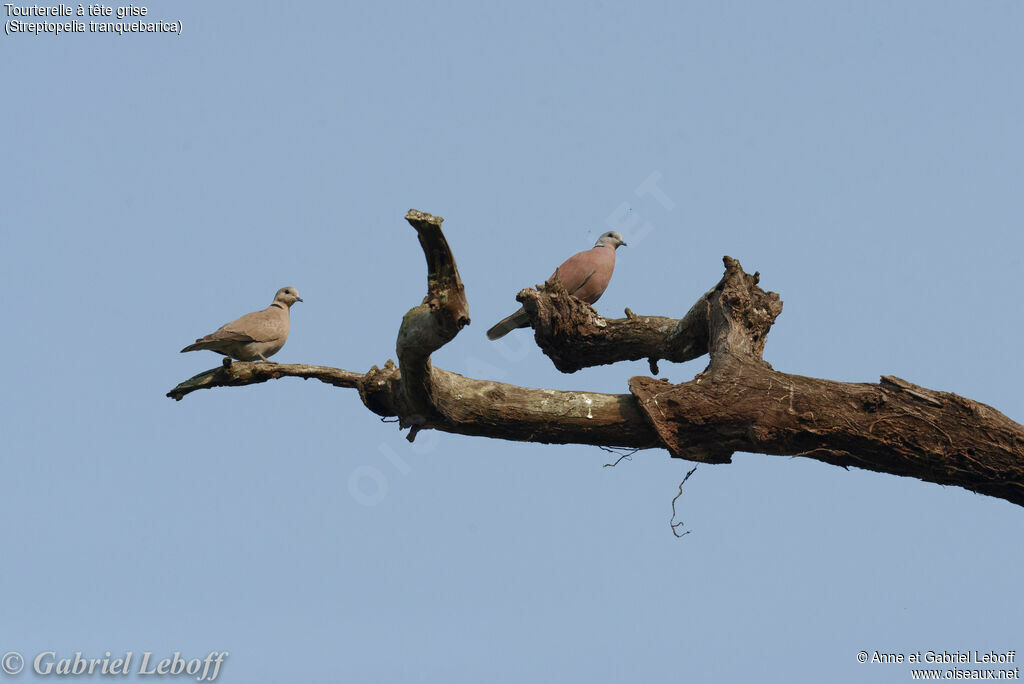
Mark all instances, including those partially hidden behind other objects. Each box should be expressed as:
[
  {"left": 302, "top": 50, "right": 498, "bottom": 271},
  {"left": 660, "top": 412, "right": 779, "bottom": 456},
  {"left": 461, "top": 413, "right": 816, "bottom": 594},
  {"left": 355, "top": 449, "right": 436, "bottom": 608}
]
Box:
[{"left": 168, "top": 210, "right": 1024, "bottom": 508}]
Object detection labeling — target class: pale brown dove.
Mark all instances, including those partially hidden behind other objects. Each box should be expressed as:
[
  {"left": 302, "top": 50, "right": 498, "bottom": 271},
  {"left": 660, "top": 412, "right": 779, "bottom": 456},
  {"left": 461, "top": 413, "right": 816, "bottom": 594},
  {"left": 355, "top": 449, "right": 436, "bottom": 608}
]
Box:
[
  {"left": 486, "top": 231, "right": 626, "bottom": 340},
  {"left": 180, "top": 287, "right": 302, "bottom": 362}
]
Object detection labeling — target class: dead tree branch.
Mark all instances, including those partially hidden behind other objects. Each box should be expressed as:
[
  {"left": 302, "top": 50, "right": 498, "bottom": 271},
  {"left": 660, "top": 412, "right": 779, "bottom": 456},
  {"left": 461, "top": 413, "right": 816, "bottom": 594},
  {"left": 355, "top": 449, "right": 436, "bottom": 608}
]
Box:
[
  {"left": 167, "top": 210, "right": 1024, "bottom": 509},
  {"left": 167, "top": 359, "right": 362, "bottom": 401},
  {"left": 517, "top": 280, "right": 710, "bottom": 373}
]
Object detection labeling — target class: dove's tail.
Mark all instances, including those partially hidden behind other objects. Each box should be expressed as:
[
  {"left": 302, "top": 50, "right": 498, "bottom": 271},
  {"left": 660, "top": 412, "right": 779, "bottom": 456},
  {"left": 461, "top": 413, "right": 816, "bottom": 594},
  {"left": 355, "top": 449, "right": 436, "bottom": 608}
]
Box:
[
  {"left": 486, "top": 309, "right": 530, "bottom": 340},
  {"left": 180, "top": 339, "right": 213, "bottom": 353}
]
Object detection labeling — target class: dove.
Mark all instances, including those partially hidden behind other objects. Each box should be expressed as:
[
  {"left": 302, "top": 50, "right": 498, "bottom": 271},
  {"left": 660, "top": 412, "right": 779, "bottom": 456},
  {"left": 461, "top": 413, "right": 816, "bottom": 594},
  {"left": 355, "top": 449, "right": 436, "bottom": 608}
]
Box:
[
  {"left": 180, "top": 287, "right": 302, "bottom": 362},
  {"left": 486, "top": 231, "right": 626, "bottom": 340}
]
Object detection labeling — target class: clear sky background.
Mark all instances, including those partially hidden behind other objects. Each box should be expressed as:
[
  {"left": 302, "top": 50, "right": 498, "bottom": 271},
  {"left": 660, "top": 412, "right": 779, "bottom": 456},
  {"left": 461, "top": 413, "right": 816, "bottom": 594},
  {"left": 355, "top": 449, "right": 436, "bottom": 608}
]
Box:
[{"left": 2, "top": 2, "right": 1022, "bottom": 682}]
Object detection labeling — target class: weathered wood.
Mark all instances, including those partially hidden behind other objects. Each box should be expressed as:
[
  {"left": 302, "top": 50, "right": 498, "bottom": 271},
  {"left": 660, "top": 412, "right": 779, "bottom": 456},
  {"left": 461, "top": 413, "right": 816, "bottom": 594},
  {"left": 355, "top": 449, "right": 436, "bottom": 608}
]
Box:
[
  {"left": 393, "top": 210, "right": 471, "bottom": 434},
  {"left": 517, "top": 278, "right": 710, "bottom": 374},
  {"left": 359, "top": 362, "right": 661, "bottom": 447},
  {"left": 626, "top": 257, "right": 1024, "bottom": 505},
  {"left": 630, "top": 361, "right": 1024, "bottom": 505},
  {"left": 167, "top": 359, "right": 363, "bottom": 401},
  {"left": 168, "top": 211, "right": 1024, "bottom": 509}
]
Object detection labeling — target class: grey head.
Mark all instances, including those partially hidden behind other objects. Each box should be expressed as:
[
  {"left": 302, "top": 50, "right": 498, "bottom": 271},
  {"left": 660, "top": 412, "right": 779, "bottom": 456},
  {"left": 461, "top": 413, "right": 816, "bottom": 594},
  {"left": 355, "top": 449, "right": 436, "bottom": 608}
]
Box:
[
  {"left": 272, "top": 286, "right": 303, "bottom": 308},
  {"left": 594, "top": 231, "right": 627, "bottom": 249}
]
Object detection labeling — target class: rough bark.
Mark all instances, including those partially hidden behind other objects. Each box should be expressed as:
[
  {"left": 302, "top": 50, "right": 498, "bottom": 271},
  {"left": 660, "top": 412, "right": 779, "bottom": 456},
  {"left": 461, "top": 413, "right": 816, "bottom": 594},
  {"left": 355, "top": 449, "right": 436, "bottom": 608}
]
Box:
[
  {"left": 630, "top": 366, "right": 1024, "bottom": 505},
  {"left": 167, "top": 359, "right": 362, "bottom": 401},
  {"left": 392, "top": 210, "right": 471, "bottom": 436},
  {"left": 167, "top": 210, "right": 1024, "bottom": 509},
  {"left": 517, "top": 278, "right": 709, "bottom": 374}
]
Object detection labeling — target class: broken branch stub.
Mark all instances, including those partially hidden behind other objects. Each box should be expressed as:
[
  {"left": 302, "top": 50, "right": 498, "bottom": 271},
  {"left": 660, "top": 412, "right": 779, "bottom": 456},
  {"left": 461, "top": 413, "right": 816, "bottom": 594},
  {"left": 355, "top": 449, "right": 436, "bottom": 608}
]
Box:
[{"left": 388, "top": 210, "right": 471, "bottom": 433}]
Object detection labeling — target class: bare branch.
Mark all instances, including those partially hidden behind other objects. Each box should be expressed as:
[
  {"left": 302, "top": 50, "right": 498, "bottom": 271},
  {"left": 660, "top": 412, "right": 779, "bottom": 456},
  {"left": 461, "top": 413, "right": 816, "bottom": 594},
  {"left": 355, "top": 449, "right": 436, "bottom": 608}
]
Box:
[
  {"left": 516, "top": 276, "right": 709, "bottom": 374},
  {"left": 166, "top": 359, "right": 363, "bottom": 401},
  {"left": 166, "top": 210, "right": 1024, "bottom": 510},
  {"left": 514, "top": 255, "right": 779, "bottom": 374},
  {"left": 628, "top": 258, "right": 1024, "bottom": 505},
  {"left": 169, "top": 357, "right": 662, "bottom": 447}
]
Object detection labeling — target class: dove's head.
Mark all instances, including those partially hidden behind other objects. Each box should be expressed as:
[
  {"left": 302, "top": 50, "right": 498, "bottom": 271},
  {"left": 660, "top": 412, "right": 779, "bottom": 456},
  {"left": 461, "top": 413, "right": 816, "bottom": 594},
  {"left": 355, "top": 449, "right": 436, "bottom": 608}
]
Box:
[
  {"left": 274, "top": 286, "right": 303, "bottom": 307},
  {"left": 595, "top": 231, "right": 627, "bottom": 249}
]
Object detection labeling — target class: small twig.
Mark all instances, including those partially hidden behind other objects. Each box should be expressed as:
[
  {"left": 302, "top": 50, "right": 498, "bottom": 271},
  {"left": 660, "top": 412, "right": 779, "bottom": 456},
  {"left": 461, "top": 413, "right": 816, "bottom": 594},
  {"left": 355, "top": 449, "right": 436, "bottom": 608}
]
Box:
[
  {"left": 670, "top": 466, "right": 698, "bottom": 538},
  {"left": 600, "top": 446, "right": 639, "bottom": 467}
]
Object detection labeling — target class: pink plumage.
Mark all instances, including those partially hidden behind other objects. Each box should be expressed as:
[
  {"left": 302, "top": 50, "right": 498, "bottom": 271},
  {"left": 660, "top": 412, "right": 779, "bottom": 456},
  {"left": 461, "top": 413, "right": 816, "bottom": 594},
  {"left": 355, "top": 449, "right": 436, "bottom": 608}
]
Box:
[{"left": 486, "top": 231, "right": 626, "bottom": 340}]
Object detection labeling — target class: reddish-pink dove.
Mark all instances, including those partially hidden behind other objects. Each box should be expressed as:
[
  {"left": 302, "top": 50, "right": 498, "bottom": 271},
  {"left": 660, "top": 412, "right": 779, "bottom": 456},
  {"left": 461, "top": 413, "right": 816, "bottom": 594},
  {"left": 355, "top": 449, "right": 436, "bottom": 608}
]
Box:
[
  {"left": 486, "top": 231, "right": 626, "bottom": 340},
  {"left": 181, "top": 287, "right": 302, "bottom": 362}
]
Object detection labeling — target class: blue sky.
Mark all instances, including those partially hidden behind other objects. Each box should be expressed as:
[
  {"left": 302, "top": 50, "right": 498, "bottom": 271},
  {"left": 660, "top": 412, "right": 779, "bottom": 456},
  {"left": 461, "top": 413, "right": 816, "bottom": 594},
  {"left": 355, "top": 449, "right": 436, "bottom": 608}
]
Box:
[{"left": 2, "top": 1, "right": 1022, "bottom": 682}]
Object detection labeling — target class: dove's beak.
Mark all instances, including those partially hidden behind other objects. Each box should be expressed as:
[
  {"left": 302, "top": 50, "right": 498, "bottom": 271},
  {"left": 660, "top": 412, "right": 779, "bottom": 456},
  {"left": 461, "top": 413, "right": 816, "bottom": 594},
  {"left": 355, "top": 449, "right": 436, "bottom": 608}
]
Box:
[{"left": 296, "top": 296, "right": 304, "bottom": 302}]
